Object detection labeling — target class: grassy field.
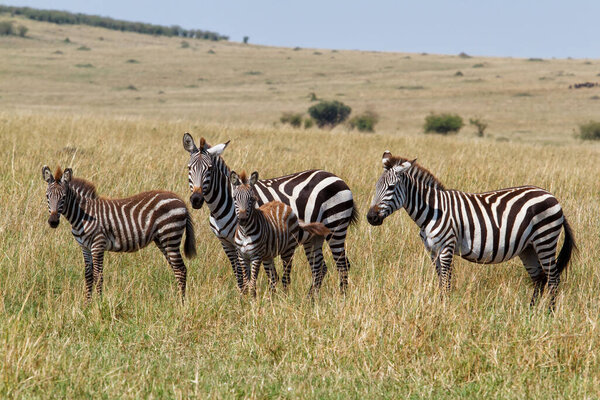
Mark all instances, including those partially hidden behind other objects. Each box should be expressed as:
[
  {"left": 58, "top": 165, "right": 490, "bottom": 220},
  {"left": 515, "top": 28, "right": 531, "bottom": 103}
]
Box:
[{"left": 1, "top": 16, "right": 600, "bottom": 398}]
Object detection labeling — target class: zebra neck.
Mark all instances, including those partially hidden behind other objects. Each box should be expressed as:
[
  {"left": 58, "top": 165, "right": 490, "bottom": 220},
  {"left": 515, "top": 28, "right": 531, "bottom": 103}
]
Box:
[
  {"left": 403, "top": 175, "right": 444, "bottom": 229},
  {"left": 236, "top": 211, "right": 263, "bottom": 238},
  {"left": 62, "top": 187, "right": 87, "bottom": 229},
  {"left": 205, "top": 158, "right": 233, "bottom": 218}
]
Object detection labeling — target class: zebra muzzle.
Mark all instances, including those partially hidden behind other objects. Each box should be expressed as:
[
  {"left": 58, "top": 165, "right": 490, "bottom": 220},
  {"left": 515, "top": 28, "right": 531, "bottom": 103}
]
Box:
[
  {"left": 366, "top": 207, "right": 384, "bottom": 226},
  {"left": 190, "top": 191, "right": 204, "bottom": 209},
  {"left": 48, "top": 212, "right": 60, "bottom": 228}
]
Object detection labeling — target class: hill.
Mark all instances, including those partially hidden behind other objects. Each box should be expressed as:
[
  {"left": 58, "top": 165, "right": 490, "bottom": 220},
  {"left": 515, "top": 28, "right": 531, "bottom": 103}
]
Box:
[{"left": 1, "top": 16, "right": 600, "bottom": 143}]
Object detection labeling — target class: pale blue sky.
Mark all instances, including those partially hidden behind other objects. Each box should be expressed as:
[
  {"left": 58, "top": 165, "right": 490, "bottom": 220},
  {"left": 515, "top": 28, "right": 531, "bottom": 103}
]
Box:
[{"left": 4, "top": 0, "right": 599, "bottom": 58}]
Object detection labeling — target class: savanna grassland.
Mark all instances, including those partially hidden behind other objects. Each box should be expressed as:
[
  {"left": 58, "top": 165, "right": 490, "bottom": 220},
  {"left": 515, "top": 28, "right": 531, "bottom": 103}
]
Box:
[{"left": 1, "top": 16, "right": 600, "bottom": 399}]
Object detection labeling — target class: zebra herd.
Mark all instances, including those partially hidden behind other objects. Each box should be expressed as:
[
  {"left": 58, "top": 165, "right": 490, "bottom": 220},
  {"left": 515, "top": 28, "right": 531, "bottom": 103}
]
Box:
[{"left": 43, "top": 134, "right": 576, "bottom": 310}]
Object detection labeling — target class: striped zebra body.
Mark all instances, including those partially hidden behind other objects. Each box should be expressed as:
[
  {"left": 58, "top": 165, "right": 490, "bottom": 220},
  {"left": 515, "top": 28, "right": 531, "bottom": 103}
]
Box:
[
  {"left": 366, "top": 152, "right": 575, "bottom": 309},
  {"left": 183, "top": 134, "right": 357, "bottom": 294},
  {"left": 231, "top": 171, "right": 331, "bottom": 296},
  {"left": 43, "top": 166, "right": 196, "bottom": 302}
]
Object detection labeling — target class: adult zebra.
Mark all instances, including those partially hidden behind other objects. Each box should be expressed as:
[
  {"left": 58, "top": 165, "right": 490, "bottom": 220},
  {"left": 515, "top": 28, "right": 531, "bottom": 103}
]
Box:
[
  {"left": 182, "top": 133, "right": 358, "bottom": 294},
  {"left": 42, "top": 166, "right": 196, "bottom": 302},
  {"left": 366, "top": 152, "right": 575, "bottom": 309}
]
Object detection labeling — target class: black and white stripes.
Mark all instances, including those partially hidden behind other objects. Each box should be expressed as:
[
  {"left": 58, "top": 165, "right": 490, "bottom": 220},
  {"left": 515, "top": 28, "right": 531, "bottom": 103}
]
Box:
[
  {"left": 183, "top": 133, "right": 358, "bottom": 294},
  {"left": 367, "top": 151, "right": 575, "bottom": 309},
  {"left": 43, "top": 166, "right": 196, "bottom": 302}
]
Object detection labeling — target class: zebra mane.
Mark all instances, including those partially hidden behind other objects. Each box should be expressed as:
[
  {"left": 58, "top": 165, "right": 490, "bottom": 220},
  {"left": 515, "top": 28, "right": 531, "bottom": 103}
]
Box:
[
  {"left": 385, "top": 156, "right": 446, "bottom": 190},
  {"left": 68, "top": 177, "right": 98, "bottom": 199},
  {"left": 409, "top": 164, "right": 446, "bottom": 191}
]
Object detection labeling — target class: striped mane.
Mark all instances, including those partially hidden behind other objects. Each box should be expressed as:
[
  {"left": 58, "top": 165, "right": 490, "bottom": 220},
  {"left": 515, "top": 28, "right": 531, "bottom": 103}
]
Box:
[
  {"left": 69, "top": 177, "right": 98, "bottom": 199},
  {"left": 385, "top": 156, "right": 446, "bottom": 190},
  {"left": 409, "top": 163, "right": 446, "bottom": 191}
]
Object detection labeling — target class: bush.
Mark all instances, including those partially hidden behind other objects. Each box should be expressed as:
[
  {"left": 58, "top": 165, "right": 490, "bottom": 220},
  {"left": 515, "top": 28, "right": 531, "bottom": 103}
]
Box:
[
  {"left": 243, "top": 36, "right": 249, "bottom": 44},
  {"left": 308, "top": 100, "right": 351, "bottom": 128},
  {"left": 578, "top": 121, "right": 600, "bottom": 140},
  {"left": 469, "top": 117, "right": 488, "bottom": 137},
  {"left": 280, "top": 112, "right": 303, "bottom": 128},
  {"left": 303, "top": 118, "right": 314, "bottom": 129},
  {"left": 424, "top": 113, "right": 464, "bottom": 134},
  {"left": 349, "top": 111, "right": 379, "bottom": 132},
  {"left": 181, "top": 40, "right": 190, "bottom": 48},
  {"left": 0, "top": 20, "right": 14, "bottom": 35},
  {"left": 17, "top": 25, "right": 27, "bottom": 37}
]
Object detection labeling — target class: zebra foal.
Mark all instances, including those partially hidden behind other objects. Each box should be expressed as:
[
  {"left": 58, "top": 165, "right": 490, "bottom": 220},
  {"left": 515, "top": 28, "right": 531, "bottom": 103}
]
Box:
[
  {"left": 366, "top": 152, "right": 575, "bottom": 309},
  {"left": 42, "top": 166, "right": 196, "bottom": 302},
  {"left": 231, "top": 171, "right": 330, "bottom": 297}
]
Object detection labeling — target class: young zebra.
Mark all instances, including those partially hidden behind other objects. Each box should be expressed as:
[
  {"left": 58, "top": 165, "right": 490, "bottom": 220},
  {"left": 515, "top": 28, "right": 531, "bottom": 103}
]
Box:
[
  {"left": 231, "top": 170, "right": 330, "bottom": 296},
  {"left": 182, "top": 134, "right": 358, "bottom": 295},
  {"left": 366, "top": 152, "right": 576, "bottom": 309},
  {"left": 42, "top": 166, "right": 196, "bottom": 302}
]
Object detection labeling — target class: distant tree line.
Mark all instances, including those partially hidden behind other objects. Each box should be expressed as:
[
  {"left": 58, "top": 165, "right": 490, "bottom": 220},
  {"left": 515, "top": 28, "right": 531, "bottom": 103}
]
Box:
[{"left": 0, "top": 5, "right": 229, "bottom": 41}]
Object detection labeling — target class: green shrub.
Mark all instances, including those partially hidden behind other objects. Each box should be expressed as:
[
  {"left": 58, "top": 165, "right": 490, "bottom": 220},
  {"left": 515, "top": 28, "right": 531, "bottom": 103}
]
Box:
[
  {"left": 424, "top": 113, "right": 464, "bottom": 134},
  {"left": 243, "top": 36, "right": 249, "bottom": 44},
  {"left": 349, "top": 111, "right": 379, "bottom": 132},
  {"left": 578, "top": 121, "right": 600, "bottom": 140},
  {"left": 308, "top": 100, "right": 351, "bottom": 128},
  {"left": 181, "top": 40, "right": 190, "bottom": 48},
  {"left": 0, "top": 20, "right": 14, "bottom": 35},
  {"left": 17, "top": 25, "right": 27, "bottom": 37},
  {"left": 280, "top": 112, "right": 303, "bottom": 128},
  {"left": 469, "top": 117, "right": 488, "bottom": 137},
  {"left": 303, "top": 118, "right": 314, "bottom": 129}
]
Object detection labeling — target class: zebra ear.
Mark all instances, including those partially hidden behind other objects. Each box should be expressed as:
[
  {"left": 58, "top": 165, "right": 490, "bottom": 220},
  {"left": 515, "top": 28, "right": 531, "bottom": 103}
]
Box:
[
  {"left": 249, "top": 171, "right": 259, "bottom": 186},
  {"left": 42, "top": 165, "right": 54, "bottom": 183},
  {"left": 62, "top": 168, "right": 73, "bottom": 183},
  {"left": 382, "top": 151, "right": 392, "bottom": 169},
  {"left": 207, "top": 140, "right": 230, "bottom": 157},
  {"left": 230, "top": 171, "right": 241, "bottom": 186},
  {"left": 392, "top": 160, "right": 413, "bottom": 176},
  {"left": 183, "top": 133, "right": 198, "bottom": 154}
]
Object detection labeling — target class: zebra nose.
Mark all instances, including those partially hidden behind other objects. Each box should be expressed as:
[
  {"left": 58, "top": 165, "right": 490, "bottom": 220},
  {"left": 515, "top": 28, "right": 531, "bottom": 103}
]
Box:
[
  {"left": 190, "top": 192, "right": 204, "bottom": 209},
  {"left": 367, "top": 208, "right": 383, "bottom": 226},
  {"left": 238, "top": 209, "right": 247, "bottom": 220},
  {"left": 48, "top": 213, "right": 60, "bottom": 228}
]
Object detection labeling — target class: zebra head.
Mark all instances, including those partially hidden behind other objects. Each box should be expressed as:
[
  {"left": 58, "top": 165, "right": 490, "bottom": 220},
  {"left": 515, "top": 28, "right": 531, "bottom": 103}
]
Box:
[
  {"left": 42, "top": 165, "right": 72, "bottom": 228},
  {"left": 367, "top": 151, "right": 415, "bottom": 226},
  {"left": 182, "top": 133, "right": 230, "bottom": 209},
  {"left": 230, "top": 170, "right": 259, "bottom": 223}
]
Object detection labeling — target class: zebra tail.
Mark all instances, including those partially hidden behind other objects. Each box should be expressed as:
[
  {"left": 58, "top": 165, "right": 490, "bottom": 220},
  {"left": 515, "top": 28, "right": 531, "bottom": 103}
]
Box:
[
  {"left": 299, "top": 221, "right": 331, "bottom": 237},
  {"left": 183, "top": 212, "right": 197, "bottom": 259},
  {"left": 349, "top": 201, "right": 359, "bottom": 226},
  {"left": 556, "top": 217, "right": 576, "bottom": 277}
]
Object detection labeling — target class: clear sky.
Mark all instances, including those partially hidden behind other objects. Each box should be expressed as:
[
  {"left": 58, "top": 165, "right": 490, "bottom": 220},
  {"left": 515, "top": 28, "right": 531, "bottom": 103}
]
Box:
[{"left": 4, "top": 0, "right": 600, "bottom": 58}]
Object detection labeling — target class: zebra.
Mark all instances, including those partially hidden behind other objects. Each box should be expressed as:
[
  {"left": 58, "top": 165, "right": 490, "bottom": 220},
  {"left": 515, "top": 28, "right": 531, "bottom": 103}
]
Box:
[
  {"left": 366, "top": 151, "right": 575, "bottom": 309},
  {"left": 231, "top": 170, "right": 331, "bottom": 296},
  {"left": 42, "top": 166, "right": 196, "bottom": 302},
  {"left": 182, "top": 133, "right": 358, "bottom": 295}
]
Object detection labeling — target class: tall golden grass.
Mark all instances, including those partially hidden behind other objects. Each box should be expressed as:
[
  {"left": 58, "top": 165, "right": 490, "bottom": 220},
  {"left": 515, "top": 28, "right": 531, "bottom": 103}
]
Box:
[{"left": 1, "top": 16, "right": 599, "bottom": 398}]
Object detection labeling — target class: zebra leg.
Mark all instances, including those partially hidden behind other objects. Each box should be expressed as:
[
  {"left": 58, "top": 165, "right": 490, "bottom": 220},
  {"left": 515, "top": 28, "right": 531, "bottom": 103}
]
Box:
[
  {"left": 435, "top": 244, "right": 455, "bottom": 295},
  {"left": 263, "top": 258, "right": 279, "bottom": 292},
  {"left": 91, "top": 236, "right": 107, "bottom": 297},
  {"left": 81, "top": 246, "right": 94, "bottom": 301},
  {"left": 328, "top": 229, "right": 351, "bottom": 294},
  {"left": 533, "top": 236, "right": 561, "bottom": 311},
  {"left": 518, "top": 246, "right": 547, "bottom": 307},
  {"left": 220, "top": 240, "right": 246, "bottom": 292},
  {"left": 248, "top": 258, "right": 262, "bottom": 298},
  {"left": 281, "top": 250, "right": 295, "bottom": 292},
  {"left": 158, "top": 239, "right": 188, "bottom": 304},
  {"left": 303, "top": 238, "right": 326, "bottom": 297}
]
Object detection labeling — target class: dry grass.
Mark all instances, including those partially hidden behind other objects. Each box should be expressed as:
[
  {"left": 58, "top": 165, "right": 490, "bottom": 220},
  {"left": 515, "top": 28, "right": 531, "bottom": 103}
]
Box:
[{"left": 1, "top": 17, "right": 600, "bottom": 398}]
